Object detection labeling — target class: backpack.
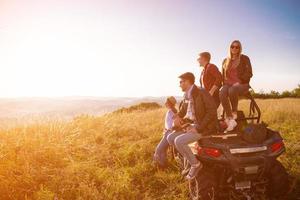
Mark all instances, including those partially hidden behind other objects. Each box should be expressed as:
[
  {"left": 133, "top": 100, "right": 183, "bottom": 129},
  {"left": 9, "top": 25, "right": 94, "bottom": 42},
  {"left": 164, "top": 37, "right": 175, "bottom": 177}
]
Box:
[{"left": 242, "top": 123, "right": 267, "bottom": 144}]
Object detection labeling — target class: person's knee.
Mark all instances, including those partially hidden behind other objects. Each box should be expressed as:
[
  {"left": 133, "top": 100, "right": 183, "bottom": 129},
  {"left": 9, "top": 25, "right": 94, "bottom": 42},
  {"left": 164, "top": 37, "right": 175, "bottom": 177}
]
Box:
[
  {"left": 228, "top": 86, "right": 238, "bottom": 97},
  {"left": 166, "top": 134, "right": 175, "bottom": 145},
  {"left": 174, "top": 137, "right": 185, "bottom": 149},
  {"left": 166, "top": 134, "right": 171, "bottom": 144}
]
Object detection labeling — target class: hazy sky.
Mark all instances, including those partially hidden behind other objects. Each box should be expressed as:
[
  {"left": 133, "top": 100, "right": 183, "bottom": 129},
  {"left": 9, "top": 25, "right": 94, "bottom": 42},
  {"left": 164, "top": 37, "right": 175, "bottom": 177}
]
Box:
[{"left": 0, "top": 0, "right": 299, "bottom": 97}]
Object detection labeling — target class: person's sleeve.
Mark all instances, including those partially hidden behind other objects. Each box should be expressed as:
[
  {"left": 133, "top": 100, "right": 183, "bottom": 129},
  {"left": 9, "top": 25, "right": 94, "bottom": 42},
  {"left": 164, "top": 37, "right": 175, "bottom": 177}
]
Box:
[
  {"left": 195, "top": 91, "right": 217, "bottom": 132},
  {"left": 166, "top": 111, "right": 174, "bottom": 130},
  {"left": 221, "top": 59, "right": 226, "bottom": 84},
  {"left": 240, "top": 56, "right": 253, "bottom": 82},
  {"left": 209, "top": 65, "right": 222, "bottom": 88},
  {"left": 177, "top": 101, "right": 187, "bottom": 118}
]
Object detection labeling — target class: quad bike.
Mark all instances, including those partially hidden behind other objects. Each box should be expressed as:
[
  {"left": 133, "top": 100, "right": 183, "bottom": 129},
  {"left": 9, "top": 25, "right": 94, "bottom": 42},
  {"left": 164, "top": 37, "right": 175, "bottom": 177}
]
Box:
[{"left": 172, "top": 91, "right": 295, "bottom": 200}]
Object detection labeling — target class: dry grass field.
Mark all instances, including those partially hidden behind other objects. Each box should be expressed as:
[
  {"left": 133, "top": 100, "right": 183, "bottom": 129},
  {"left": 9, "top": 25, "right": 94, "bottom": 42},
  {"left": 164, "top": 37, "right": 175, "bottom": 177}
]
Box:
[{"left": 0, "top": 99, "right": 299, "bottom": 199}]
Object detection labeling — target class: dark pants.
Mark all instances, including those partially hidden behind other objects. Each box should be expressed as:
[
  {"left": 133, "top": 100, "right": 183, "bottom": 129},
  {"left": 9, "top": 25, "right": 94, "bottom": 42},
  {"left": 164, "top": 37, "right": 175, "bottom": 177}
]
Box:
[
  {"left": 219, "top": 84, "right": 249, "bottom": 117},
  {"left": 212, "top": 89, "right": 220, "bottom": 108}
]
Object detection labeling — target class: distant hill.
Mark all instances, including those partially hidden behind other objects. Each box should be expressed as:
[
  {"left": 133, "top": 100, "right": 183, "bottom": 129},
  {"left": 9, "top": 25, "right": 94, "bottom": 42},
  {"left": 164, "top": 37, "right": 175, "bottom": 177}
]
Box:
[
  {"left": 0, "top": 96, "right": 167, "bottom": 119},
  {"left": 113, "top": 102, "right": 162, "bottom": 113},
  {"left": 0, "top": 96, "right": 167, "bottom": 129}
]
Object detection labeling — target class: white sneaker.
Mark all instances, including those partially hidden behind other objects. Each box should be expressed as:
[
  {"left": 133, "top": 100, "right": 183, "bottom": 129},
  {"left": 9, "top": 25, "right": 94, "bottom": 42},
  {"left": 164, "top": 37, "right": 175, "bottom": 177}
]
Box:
[{"left": 225, "top": 119, "right": 237, "bottom": 132}]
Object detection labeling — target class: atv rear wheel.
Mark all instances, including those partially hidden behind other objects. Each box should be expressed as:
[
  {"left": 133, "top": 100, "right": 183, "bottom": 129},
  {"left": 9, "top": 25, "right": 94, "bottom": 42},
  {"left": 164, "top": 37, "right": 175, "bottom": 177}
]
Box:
[
  {"left": 189, "top": 171, "right": 216, "bottom": 200},
  {"left": 267, "top": 159, "right": 290, "bottom": 199}
]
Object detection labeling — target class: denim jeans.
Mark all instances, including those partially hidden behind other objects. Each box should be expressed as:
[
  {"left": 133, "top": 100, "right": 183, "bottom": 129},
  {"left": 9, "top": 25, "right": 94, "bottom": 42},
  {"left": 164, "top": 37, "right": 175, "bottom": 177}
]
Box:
[
  {"left": 219, "top": 84, "right": 249, "bottom": 117},
  {"left": 153, "top": 131, "right": 171, "bottom": 167},
  {"left": 167, "top": 132, "right": 202, "bottom": 166}
]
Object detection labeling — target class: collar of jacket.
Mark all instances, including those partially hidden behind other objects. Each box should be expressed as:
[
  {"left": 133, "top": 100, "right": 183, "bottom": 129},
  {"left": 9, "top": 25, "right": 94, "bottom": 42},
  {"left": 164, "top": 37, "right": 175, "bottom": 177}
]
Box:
[
  {"left": 191, "top": 85, "right": 200, "bottom": 100},
  {"left": 204, "top": 63, "right": 210, "bottom": 69},
  {"left": 184, "top": 84, "right": 194, "bottom": 100}
]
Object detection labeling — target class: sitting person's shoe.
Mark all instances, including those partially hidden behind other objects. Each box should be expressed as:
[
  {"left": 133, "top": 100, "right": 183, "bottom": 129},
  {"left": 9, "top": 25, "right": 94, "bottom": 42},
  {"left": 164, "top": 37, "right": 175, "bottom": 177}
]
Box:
[
  {"left": 225, "top": 119, "right": 237, "bottom": 132},
  {"left": 181, "top": 165, "right": 190, "bottom": 176},
  {"left": 185, "top": 162, "right": 203, "bottom": 180},
  {"left": 181, "top": 158, "right": 190, "bottom": 176}
]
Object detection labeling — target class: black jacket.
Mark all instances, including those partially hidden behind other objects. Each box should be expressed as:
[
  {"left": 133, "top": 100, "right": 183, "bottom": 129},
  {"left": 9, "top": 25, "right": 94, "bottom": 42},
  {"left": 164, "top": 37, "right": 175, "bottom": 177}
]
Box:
[
  {"left": 222, "top": 54, "right": 253, "bottom": 84},
  {"left": 178, "top": 86, "right": 218, "bottom": 135}
]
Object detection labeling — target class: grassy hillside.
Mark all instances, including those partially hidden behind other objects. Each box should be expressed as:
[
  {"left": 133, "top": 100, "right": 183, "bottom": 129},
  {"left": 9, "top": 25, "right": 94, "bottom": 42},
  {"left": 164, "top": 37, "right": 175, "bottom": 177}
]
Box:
[{"left": 0, "top": 99, "right": 299, "bottom": 200}]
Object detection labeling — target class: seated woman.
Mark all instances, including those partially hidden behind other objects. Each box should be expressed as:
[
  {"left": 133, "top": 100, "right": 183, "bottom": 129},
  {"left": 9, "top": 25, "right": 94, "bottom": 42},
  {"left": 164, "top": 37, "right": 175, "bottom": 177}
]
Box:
[
  {"left": 153, "top": 96, "right": 177, "bottom": 168},
  {"left": 220, "top": 40, "right": 253, "bottom": 132}
]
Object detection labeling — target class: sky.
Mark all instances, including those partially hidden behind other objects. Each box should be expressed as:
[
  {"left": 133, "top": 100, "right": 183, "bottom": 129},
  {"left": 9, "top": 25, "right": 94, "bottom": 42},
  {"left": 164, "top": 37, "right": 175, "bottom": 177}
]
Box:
[{"left": 0, "top": 0, "right": 299, "bottom": 97}]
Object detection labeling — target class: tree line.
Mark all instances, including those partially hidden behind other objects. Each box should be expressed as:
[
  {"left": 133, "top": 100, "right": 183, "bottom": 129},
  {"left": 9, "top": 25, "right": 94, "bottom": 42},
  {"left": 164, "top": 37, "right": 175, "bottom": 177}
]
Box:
[{"left": 251, "top": 84, "right": 300, "bottom": 99}]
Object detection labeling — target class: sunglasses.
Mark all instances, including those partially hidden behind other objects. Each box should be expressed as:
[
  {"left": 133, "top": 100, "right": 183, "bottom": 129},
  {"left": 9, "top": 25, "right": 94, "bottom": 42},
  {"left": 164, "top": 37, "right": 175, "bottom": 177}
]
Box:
[{"left": 231, "top": 45, "right": 240, "bottom": 50}]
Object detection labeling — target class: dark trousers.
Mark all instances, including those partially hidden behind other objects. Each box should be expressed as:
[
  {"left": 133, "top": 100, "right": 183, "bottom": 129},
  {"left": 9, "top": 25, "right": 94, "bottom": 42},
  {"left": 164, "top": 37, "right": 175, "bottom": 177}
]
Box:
[
  {"left": 219, "top": 84, "right": 249, "bottom": 117},
  {"left": 212, "top": 89, "right": 220, "bottom": 108}
]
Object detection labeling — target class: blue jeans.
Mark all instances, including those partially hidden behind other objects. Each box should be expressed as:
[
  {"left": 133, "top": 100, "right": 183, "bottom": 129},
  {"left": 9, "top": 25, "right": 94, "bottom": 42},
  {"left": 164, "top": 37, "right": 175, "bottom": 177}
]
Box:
[
  {"left": 153, "top": 131, "right": 171, "bottom": 167},
  {"left": 167, "top": 132, "right": 202, "bottom": 166}
]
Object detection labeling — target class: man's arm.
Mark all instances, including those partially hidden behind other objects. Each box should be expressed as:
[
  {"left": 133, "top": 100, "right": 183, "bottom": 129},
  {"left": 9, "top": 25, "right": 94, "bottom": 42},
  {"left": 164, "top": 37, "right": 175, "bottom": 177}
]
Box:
[
  {"left": 240, "top": 55, "right": 253, "bottom": 83},
  {"left": 209, "top": 85, "right": 218, "bottom": 96},
  {"left": 209, "top": 64, "right": 222, "bottom": 91},
  {"left": 195, "top": 91, "right": 217, "bottom": 132},
  {"left": 221, "top": 59, "right": 226, "bottom": 85},
  {"left": 177, "top": 100, "right": 187, "bottom": 118},
  {"left": 173, "top": 100, "right": 187, "bottom": 128},
  {"left": 209, "top": 65, "right": 222, "bottom": 96}
]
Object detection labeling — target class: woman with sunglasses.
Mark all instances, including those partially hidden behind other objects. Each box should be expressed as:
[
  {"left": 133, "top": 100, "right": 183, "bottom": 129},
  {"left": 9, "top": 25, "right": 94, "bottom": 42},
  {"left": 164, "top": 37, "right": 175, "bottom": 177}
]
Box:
[{"left": 220, "top": 40, "right": 253, "bottom": 132}]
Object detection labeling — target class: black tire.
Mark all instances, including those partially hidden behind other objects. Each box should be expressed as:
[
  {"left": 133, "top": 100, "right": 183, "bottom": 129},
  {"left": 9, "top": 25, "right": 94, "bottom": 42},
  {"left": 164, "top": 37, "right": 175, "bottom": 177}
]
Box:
[
  {"left": 189, "top": 170, "right": 217, "bottom": 200},
  {"left": 267, "top": 159, "right": 290, "bottom": 198}
]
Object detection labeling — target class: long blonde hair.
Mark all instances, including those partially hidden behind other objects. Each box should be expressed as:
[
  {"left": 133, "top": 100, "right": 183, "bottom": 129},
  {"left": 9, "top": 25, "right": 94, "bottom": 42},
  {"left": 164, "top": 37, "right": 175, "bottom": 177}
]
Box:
[{"left": 224, "top": 40, "right": 242, "bottom": 71}]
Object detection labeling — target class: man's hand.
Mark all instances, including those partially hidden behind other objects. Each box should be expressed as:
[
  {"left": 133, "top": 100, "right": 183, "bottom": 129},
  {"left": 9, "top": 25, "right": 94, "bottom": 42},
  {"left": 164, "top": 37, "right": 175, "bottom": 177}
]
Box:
[
  {"left": 233, "top": 82, "right": 240, "bottom": 86},
  {"left": 186, "top": 125, "right": 198, "bottom": 134}
]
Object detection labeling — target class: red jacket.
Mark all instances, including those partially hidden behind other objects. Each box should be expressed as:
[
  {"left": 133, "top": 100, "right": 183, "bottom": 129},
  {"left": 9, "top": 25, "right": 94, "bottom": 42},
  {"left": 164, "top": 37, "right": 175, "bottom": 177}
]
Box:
[{"left": 200, "top": 63, "right": 222, "bottom": 91}]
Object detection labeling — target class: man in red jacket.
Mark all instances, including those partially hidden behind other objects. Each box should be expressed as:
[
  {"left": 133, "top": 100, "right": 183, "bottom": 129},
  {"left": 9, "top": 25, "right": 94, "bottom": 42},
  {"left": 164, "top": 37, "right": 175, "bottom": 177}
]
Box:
[{"left": 198, "top": 52, "right": 222, "bottom": 107}]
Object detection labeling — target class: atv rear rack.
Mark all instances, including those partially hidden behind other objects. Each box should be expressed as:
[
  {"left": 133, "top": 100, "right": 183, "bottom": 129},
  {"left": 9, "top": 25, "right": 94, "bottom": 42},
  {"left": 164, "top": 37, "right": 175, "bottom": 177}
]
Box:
[{"left": 221, "top": 89, "right": 261, "bottom": 123}]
